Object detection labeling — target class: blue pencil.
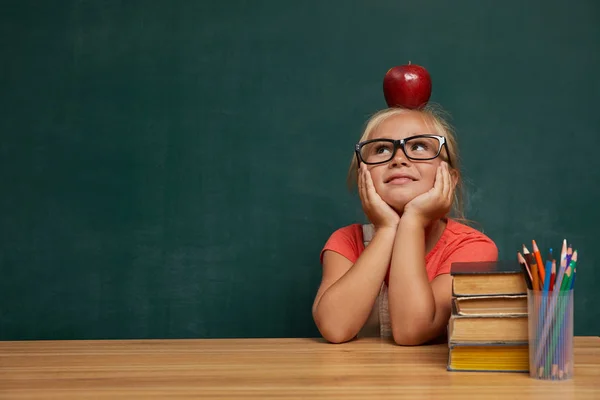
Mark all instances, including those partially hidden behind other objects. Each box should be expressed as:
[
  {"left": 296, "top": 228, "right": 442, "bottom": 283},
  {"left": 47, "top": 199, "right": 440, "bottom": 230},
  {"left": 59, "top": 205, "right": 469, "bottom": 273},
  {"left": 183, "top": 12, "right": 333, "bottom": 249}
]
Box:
[{"left": 569, "top": 267, "right": 576, "bottom": 290}]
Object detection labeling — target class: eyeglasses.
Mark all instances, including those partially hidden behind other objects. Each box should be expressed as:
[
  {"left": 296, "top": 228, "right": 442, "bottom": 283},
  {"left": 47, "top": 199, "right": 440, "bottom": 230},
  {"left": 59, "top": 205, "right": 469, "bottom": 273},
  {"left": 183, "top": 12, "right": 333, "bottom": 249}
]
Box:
[{"left": 355, "top": 134, "right": 452, "bottom": 167}]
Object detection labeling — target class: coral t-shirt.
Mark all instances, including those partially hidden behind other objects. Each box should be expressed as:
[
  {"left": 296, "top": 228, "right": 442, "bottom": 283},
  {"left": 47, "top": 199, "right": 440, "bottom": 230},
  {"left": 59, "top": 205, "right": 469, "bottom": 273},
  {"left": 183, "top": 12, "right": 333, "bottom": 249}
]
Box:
[{"left": 320, "top": 219, "right": 498, "bottom": 281}]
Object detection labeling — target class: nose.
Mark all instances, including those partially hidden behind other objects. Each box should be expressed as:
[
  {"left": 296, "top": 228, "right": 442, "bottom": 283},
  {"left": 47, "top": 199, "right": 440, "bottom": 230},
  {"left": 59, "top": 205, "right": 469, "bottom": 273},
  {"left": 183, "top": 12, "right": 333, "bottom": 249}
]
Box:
[{"left": 389, "top": 145, "right": 410, "bottom": 167}]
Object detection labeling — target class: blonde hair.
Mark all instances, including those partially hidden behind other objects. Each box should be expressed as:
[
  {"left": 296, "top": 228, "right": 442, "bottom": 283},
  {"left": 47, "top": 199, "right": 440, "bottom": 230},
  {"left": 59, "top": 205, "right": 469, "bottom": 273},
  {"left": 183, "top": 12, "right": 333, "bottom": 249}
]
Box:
[{"left": 347, "top": 105, "right": 466, "bottom": 222}]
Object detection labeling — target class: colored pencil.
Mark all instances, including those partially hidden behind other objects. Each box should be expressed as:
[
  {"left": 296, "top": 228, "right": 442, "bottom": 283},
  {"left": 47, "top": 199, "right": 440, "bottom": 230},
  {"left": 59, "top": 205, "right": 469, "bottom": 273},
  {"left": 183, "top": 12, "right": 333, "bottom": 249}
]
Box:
[
  {"left": 565, "top": 245, "right": 573, "bottom": 274},
  {"left": 518, "top": 252, "right": 533, "bottom": 284},
  {"left": 543, "top": 258, "right": 552, "bottom": 294},
  {"left": 559, "top": 239, "right": 567, "bottom": 269},
  {"left": 550, "top": 260, "right": 556, "bottom": 291},
  {"left": 532, "top": 240, "right": 546, "bottom": 286},
  {"left": 524, "top": 252, "right": 539, "bottom": 291}
]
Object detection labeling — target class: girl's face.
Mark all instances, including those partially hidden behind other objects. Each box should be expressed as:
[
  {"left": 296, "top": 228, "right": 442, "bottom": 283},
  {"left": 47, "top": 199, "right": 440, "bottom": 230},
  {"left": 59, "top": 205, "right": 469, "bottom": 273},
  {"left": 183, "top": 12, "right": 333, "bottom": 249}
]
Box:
[{"left": 365, "top": 112, "right": 445, "bottom": 212}]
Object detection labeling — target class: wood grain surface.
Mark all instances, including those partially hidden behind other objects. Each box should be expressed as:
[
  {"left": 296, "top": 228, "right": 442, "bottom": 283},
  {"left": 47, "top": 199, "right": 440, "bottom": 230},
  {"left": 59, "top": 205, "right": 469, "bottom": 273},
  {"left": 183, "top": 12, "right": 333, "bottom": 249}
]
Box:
[{"left": 1, "top": 337, "right": 599, "bottom": 399}]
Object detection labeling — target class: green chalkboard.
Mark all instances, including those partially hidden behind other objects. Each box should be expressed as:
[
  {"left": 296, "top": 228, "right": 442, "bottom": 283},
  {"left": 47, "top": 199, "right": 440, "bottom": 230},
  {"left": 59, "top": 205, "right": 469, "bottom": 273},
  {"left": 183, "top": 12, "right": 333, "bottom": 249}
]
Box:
[{"left": 1, "top": 0, "right": 599, "bottom": 340}]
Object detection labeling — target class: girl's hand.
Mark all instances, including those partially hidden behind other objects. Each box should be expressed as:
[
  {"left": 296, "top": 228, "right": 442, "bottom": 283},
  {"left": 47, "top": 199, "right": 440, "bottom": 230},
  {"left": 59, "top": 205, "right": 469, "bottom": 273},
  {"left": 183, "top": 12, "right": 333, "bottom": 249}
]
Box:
[
  {"left": 358, "top": 163, "right": 400, "bottom": 230},
  {"left": 403, "top": 162, "right": 455, "bottom": 227}
]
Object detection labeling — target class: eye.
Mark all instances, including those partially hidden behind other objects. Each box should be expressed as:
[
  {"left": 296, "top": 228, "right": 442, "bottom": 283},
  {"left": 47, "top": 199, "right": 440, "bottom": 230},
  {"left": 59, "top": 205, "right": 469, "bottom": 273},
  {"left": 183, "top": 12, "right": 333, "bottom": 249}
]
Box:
[
  {"left": 375, "top": 144, "right": 392, "bottom": 154},
  {"left": 409, "top": 141, "right": 429, "bottom": 152}
]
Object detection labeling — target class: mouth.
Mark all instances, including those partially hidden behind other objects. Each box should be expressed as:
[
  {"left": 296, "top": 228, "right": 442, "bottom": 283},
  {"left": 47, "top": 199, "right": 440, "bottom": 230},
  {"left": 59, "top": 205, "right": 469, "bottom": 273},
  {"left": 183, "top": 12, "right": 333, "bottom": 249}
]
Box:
[{"left": 385, "top": 174, "right": 417, "bottom": 185}]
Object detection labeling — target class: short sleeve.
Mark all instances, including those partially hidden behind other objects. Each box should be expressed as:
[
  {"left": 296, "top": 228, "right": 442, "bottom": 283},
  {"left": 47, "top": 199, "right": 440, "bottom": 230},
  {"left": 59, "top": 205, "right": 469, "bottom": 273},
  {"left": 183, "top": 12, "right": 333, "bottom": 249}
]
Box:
[
  {"left": 319, "top": 224, "right": 363, "bottom": 265},
  {"left": 436, "top": 235, "right": 499, "bottom": 276}
]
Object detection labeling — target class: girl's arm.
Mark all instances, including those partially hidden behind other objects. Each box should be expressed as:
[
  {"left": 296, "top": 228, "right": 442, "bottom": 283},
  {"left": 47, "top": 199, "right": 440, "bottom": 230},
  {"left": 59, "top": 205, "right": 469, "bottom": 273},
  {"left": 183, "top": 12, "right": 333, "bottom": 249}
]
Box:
[
  {"left": 388, "top": 216, "right": 453, "bottom": 345},
  {"left": 388, "top": 162, "right": 454, "bottom": 345},
  {"left": 313, "top": 164, "right": 398, "bottom": 343},
  {"left": 313, "top": 227, "right": 395, "bottom": 343}
]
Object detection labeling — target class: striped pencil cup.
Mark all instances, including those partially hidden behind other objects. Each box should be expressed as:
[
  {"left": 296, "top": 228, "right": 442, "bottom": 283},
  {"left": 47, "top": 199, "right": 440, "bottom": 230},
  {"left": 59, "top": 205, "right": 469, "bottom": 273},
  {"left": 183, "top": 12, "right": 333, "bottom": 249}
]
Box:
[{"left": 527, "top": 288, "right": 574, "bottom": 380}]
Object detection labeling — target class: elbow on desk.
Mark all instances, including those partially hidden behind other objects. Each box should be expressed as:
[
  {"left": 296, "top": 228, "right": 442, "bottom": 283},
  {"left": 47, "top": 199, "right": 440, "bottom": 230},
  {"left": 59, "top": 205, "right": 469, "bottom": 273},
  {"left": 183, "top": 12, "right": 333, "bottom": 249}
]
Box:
[
  {"left": 391, "top": 310, "right": 442, "bottom": 346},
  {"left": 392, "top": 324, "right": 433, "bottom": 346},
  {"left": 315, "top": 320, "right": 356, "bottom": 344},
  {"left": 392, "top": 330, "right": 426, "bottom": 346},
  {"left": 324, "top": 332, "right": 354, "bottom": 344},
  {"left": 313, "top": 308, "right": 357, "bottom": 344},
  {"left": 319, "top": 326, "right": 356, "bottom": 344}
]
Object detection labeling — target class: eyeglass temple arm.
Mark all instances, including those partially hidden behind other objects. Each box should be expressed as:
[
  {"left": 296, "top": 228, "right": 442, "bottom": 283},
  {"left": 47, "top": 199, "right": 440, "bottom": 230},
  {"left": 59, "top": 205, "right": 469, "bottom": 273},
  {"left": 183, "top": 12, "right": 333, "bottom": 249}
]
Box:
[{"left": 443, "top": 142, "right": 453, "bottom": 167}]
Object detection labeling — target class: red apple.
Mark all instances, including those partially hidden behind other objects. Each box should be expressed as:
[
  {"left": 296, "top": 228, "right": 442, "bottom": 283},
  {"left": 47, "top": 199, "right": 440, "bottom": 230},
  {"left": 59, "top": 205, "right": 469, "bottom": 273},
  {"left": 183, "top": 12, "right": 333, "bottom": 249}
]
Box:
[{"left": 383, "top": 63, "right": 432, "bottom": 109}]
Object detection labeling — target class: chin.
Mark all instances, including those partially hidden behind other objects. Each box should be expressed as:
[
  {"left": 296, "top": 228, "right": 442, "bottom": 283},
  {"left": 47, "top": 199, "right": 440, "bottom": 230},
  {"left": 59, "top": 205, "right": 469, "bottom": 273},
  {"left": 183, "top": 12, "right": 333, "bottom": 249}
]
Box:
[
  {"left": 384, "top": 185, "right": 427, "bottom": 205},
  {"left": 380, "top": 190, "right": 413, "bottom": 208},
  {"left": 380, "top": 197, "right": 409, "bottom": 213}
]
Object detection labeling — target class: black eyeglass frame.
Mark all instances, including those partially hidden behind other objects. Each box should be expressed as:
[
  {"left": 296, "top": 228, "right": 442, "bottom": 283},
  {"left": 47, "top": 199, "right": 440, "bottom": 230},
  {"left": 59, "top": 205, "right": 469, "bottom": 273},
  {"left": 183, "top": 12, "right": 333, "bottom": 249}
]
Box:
[{"left": 354, "top": 134, "right": 453, "bottom": 167}]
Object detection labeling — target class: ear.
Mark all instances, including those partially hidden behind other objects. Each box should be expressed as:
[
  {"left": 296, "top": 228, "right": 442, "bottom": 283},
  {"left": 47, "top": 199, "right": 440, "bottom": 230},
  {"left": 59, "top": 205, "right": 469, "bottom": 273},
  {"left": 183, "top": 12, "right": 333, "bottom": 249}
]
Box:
[{"left": 449, "top": 167, "right": 459, "bottom": 188}]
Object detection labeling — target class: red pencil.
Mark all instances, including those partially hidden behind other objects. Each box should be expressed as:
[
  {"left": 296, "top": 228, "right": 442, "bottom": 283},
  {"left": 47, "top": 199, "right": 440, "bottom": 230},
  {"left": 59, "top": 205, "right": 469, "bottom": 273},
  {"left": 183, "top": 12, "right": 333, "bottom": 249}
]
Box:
[{"left": 549, "top": 260, "right": 556, "bottom": 291}]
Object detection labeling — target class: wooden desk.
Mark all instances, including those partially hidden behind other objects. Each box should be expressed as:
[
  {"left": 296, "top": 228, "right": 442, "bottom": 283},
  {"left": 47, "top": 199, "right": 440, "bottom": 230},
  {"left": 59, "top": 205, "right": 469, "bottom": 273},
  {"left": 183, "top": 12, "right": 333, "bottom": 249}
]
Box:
[{"left": 1, "top": 337, "right": 599, "bottom": 399}]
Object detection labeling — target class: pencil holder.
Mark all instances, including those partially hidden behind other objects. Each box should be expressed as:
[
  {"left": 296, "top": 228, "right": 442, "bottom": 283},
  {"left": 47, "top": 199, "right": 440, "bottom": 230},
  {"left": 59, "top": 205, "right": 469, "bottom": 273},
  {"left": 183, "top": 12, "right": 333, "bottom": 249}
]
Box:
[{"left": 527, "top": 288, "right": 574, "bottom": 380}]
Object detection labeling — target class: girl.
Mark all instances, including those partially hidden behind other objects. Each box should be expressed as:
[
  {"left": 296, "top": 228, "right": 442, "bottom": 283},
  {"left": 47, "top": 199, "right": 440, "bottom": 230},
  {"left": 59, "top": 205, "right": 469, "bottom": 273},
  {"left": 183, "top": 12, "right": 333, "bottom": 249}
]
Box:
[{"left": 312, "top": 106, "right": 498, "bottom": 345}]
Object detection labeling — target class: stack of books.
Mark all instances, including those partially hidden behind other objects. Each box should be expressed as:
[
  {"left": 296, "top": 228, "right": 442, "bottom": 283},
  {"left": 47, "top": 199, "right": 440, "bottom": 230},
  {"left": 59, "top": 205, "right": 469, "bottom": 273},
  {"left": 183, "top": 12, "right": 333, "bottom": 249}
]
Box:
[{"left": 447, "top": 261, "right": 529, "bottom": 372}]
